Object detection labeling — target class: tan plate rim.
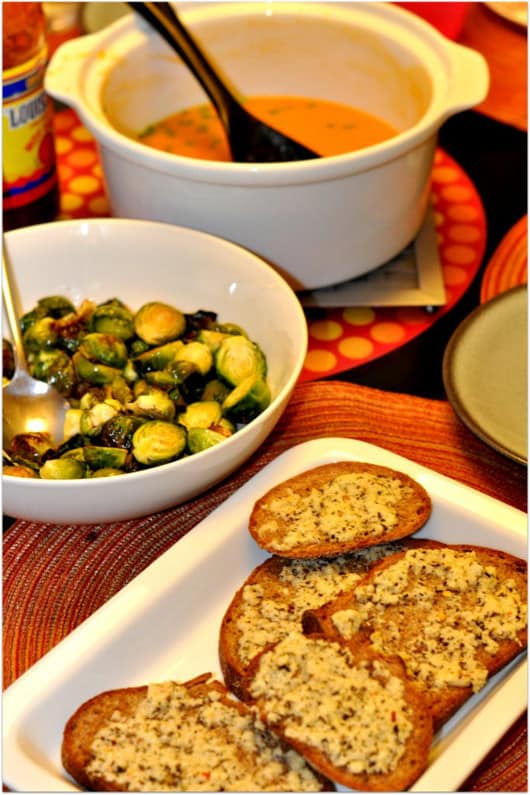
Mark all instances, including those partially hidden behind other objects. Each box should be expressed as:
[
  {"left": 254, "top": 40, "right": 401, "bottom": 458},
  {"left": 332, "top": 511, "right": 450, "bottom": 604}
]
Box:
[{"left": 442, "top": 285, "right": 528, "bottom": 465}]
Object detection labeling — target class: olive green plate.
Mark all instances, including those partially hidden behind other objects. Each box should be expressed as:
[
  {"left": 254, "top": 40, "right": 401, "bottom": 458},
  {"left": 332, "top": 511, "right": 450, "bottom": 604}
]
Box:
[{"left": 443, "top": 285, "right": 527, "bottom": 465}]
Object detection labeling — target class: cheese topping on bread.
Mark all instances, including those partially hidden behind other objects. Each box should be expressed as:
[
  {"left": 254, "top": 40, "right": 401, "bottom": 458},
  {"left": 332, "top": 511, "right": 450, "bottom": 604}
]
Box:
[
  {"left": 331, "top": 547, "right": 527, "bottom": 692},
  {"left": 249, "top": 635, "right": 413, "bottom": 776},
  {"left": 261, "top": 473, "right": 410, "bottom": 550},
  {"left": 85, "top": 681, "right": 324, "bottom": 791},
  {"left": 238, "top": 557, "right": 363, "bottom": 664}
]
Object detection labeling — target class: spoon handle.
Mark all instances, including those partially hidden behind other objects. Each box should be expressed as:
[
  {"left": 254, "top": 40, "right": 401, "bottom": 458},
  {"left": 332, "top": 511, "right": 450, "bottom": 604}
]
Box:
[
  {"left": 2, "top": 240, "right": 28, "bottom": 372},
  {"left": 128, "top": 2, "right": 241, "bottom": 132}
]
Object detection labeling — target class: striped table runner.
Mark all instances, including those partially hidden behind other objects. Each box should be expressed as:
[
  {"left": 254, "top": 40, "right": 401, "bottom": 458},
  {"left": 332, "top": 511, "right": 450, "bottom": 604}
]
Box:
[{"left": 3, "top": 380, "right": 527, "bottom": 790}]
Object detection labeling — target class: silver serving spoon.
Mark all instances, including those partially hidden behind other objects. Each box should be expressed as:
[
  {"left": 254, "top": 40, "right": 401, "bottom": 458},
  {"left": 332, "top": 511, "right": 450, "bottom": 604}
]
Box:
[
  {"left": 2, "top": 240, "right": 70, "bottom": 448},
  {"left": 128, "top": 2, "right": 319, "bottom": 163}
]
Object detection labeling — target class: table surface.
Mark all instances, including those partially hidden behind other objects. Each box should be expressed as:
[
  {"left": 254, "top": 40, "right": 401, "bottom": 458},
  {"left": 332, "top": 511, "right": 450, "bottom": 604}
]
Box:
[{"left": 3, "top": 3, "right": 528, "bottom": 792}]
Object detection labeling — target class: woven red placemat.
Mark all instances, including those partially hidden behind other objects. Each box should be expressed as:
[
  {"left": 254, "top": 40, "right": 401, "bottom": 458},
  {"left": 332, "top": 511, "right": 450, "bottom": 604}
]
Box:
[{"left": 3, "top": 380, "right": 527, "bottom": 791}]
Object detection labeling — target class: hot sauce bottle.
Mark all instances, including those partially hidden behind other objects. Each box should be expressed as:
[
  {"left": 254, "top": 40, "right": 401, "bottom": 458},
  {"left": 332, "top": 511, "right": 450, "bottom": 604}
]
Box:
[{"left": 2, "top": 2, "right": 59, "bottom": 230}]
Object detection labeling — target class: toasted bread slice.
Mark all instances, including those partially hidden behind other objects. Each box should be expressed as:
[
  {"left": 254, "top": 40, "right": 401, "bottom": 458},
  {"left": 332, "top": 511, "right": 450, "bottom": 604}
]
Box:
[
  {"left": 248, "top": 462, "right": 432, "bottom": 558},
  {"left": 242, "top": 634, "right": 433, "bottom": 792},
  {"left": 303, "top": 544, "right": 527, "bottom": 729},
  {"left": 219, "top": 538, "right": 443, "bottom": 700},
  {"left": 61, "top": 673, "right": 333, "bottom": 792}
]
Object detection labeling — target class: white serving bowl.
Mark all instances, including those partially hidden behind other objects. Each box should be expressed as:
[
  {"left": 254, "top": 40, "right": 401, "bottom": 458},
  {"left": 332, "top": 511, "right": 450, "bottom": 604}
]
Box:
[
  {"left": 2, "top": 218, "right": 307, "bottom": 524},
  {"left": 45, "top": 2, "right": 489, "bottom": 290}
]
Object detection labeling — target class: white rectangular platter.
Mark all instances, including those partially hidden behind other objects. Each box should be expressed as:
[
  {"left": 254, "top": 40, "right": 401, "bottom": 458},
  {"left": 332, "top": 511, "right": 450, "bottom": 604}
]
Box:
[{"left": 3, "top": 437, "right": 527, "bottom": 792}]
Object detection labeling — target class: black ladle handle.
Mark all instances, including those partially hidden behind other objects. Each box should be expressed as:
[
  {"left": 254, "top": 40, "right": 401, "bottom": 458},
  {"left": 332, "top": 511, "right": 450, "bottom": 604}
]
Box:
[
  {"left": 128, "top": 2, "right": 319, "bottom": 162},
  {"left": 128, "top": 2, "right": 240, "bottom": 134}
]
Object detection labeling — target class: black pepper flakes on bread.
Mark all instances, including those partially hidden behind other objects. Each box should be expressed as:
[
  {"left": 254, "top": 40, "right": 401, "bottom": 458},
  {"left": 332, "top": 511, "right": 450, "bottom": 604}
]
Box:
[
  {"left": 303, "top": 543, "right": 528, "bottom": 730},
  {"left": 248, "top": 462, "right": 432, "bottom": 558},
  {"left": 241, "top": 634, "right": 433, "bottom": 792},
  {"left": 219, "top": 538, "right": 443, "bottom": 700},
  {"left": 61, "top": 673, "right": 334, "bottom": 792}
]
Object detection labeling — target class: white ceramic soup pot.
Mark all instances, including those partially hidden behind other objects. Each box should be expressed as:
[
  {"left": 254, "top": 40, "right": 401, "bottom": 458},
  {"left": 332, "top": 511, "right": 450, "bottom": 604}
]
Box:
[{"left": 45, "top": 2, "right": 489, "bottom": 290}]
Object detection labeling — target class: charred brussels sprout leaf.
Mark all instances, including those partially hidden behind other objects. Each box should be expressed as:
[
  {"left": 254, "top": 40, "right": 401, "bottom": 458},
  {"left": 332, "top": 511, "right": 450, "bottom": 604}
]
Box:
[
  {"left": 3, "top": 463, "right": 38, "bottom": 477},
  {"left": 134, "top": 302, "right": 186, "bottom": 345},
  {"left": 3, "top": 338, "right": 15, "bottom": 382},
  {"left": 132, "top": 421, "right": 187, "bottom": 466},
  {"left": 214, "top": 335, "right": 267, "bottom": 386},
  {"left": 99, "top": 414, "right": 143, "bottom": 449},
  {"left": 8, "top": 432, "right": 54, "bottom": 467}
]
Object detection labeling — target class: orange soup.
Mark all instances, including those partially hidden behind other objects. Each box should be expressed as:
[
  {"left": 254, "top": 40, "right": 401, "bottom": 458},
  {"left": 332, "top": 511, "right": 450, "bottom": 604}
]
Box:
[{"left": 136, "top": 96, "right": 398, "bottom": 161}]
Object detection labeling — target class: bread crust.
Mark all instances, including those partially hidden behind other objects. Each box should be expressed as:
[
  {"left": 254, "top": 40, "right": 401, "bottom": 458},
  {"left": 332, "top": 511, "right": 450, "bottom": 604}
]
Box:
[
  {"left": 219, "top": 538, "right": 443, "bottom": 700},
  {"left": 303, "top": 544, "right": 527, "bottom": 729},
  {"left": 62, "top": 685, "right": 149, "bottom": 791},
  {"left": 248, "top": 462, "right": 432, "bottom": 558},
  {"left": 241, "top": 635, "right": 433, "bottom": 792},
  {"left": 61, "top": 673, "right": 333, "bottom": 791}
]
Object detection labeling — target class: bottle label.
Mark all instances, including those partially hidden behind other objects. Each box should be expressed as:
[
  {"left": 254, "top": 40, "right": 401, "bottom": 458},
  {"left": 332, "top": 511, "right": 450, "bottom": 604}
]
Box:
[{"left": 2, "top": 49, "right": 57, "bottom": 211}]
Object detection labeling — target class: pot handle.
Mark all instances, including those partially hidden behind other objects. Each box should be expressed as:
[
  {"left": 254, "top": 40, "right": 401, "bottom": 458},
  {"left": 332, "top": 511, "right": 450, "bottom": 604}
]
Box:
[
  {"left": 443, "top": 40, "right": 490, "bottom": 117},
  {"left": 45, "top": 37, "right": 91, "bottom": 109}
]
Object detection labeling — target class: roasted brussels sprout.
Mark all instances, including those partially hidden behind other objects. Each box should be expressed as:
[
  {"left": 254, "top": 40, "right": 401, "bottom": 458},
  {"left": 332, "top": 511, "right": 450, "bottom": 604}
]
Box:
[
  {"left": 201, "top": 378, "right": 231, "bottom": 404},
  {"left": 133, "top": 340, "right": 184, "bottom": 374},
  {"left": 178, "top": 400, "right": 222, "bottom": 430},
  {"left": 78, "top": 333, "right": 128, "bottom": 369},
  {"left": 36, "top": 295, "right": 76, "bottom": 318},
  {"left": 187, "top": 427, "right": 228, "bottom": 453},
  {"left": 23, "top": 317, "right": 58, "bottom": 352},
  {"left": 195, "top": 329, "right": 229, "bottom": 352},
  {"left": 4, "top": 292, "right": 272, "bottom": 481},
  {"left": 91, "top": 468, "right": 123, "bottom": 478},
  {"left": 83, "top": 445, "right": 129, "bottom": 470},
  {"left": 30, "top": 348, "right": 76, "bottom": 396},
  {"left": 40, "top": 457, "right": 86, "bottom": 479},
  {"left": 215, "top": 335, "right": 267, "bottom": 386},
  {"left": 72, "top": 353, "right": 122, "bottom": 386},
  {"left": 63, "top": 408, "right": 83, "bottom": 440},
  {"left": 88, "top": 299, "right": 135, "bottom": 340},
  {"left": 174, "top": 341, "right": 213, "bottom": 376},
  {"left": 7, "top": 431, "right": 53, "bottom": 467},
  {"left": 134, "top": 302, "right": 186, "bottom": 345},
  {"left": 132, "top": 421, "right": 187, "bottom": 466},
  {"left": 126, "top": 389, "right": 176, "bottom": 421},
  {"left": 80, "top": 399, "right": 121, "bottom": 437},
  {"left": 99, "top": 414, "right": 143, "bottom": 449},
  {"left": 222, "top": 374, "right": 271, "bottom": 422},
  {"left": 216, "top": 322, "right": 248, "bottom": 337}
]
